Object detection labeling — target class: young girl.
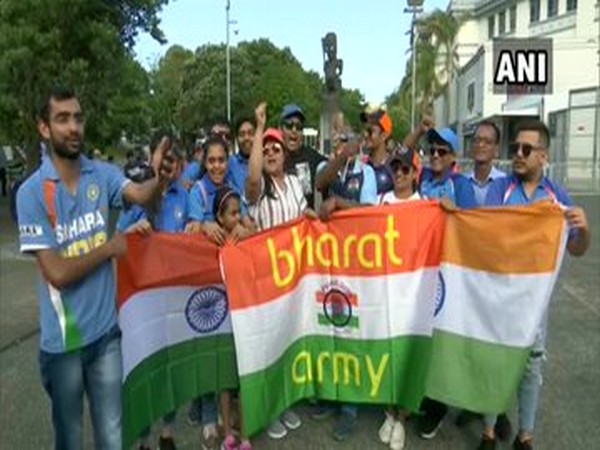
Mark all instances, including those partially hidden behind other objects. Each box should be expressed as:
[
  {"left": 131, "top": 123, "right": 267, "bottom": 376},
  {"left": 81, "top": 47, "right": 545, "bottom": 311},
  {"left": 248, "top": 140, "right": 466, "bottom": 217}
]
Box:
[
  {"left": 213, "top": 186, "right": 254, "bottom": 450},
  {"left": 378, "top": 147, "right": 422, "bottom": 206}
]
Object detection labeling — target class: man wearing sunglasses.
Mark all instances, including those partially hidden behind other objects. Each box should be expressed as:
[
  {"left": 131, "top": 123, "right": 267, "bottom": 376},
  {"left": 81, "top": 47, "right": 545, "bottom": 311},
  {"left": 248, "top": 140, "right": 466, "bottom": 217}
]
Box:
[
  {"left": 279, "top": 104, "right": 327, "bottom": 209},
  {"left": 482, "top": 119, "right": 590, "bottom": 450},
  {"left": 418, "top": 127, "right": 477, "bottom": 210},
  {"left": 465, "top": 120, "right": 507, "bottom": 206}
]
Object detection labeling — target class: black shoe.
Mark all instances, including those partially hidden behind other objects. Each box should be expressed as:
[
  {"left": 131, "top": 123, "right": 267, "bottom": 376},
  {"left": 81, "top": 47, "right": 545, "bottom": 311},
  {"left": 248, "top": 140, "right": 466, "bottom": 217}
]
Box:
[
  {"left": 513, "top": 436, "right": 533, "bottom": 450},
  {"left": 495, "top": 413, "right": 512, "bottom": 442},
  {"left": 455, "top": 410, "right": 482, "bottom": 427},
  {"left": 158, "top": 436, "right": 177, "bottom": 450},
  {"left": 477, "top": 435, "right": 497, "bottom": 450},
  {"left": 417, "top": 399, "right": 447, "bottom": 439},
  {"left": 332, "top": 410, "right": 357, "bottom": 442}
]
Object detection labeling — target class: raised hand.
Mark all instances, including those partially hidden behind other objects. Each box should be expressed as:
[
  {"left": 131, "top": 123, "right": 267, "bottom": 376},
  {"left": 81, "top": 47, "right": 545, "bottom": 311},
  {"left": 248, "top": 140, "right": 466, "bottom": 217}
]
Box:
[{"left": 255, "top": 102, "right": 267, "bottom": 129}]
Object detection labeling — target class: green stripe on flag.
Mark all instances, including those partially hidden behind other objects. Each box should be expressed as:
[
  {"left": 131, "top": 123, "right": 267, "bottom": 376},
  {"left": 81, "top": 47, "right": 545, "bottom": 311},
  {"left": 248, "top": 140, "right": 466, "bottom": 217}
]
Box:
[
  {"left": 239, "top": 334, "right": 432, "bottom": 437},
  {"left": 425, "top": 330, "right": 530, "bottom": 414},
  {"left": 317, "top": 314, "right": 359, "bottom": 328},
  {"left": 122, "top": 334, "right": 238, "bottom": 449}
]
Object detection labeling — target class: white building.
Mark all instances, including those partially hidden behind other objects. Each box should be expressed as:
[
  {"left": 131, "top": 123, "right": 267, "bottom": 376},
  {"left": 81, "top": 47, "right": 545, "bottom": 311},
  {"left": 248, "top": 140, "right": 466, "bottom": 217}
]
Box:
[{"left": 433, "top": 0, "right": 599, "bottom": 173}]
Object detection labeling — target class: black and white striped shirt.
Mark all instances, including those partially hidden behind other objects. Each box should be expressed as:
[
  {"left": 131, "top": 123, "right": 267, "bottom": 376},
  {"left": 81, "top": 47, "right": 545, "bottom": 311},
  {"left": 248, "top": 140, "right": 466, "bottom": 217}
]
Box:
[{"left": 250, "top": 174, "right": 307, "bottom": 231}]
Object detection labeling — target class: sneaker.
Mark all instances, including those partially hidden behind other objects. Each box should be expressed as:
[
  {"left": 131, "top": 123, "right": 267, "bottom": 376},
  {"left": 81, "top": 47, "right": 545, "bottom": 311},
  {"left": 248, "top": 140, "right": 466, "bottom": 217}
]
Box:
[
  {"left": 281, "top": 410, "right": 302, "bottom": 430},
  {"left": 513, "top": 437, "right": 533, "bottom": 450},
  {"left": 201, "top": 424, "right": 219, "bottom": 450},
  {"left": 267, "top": 419, "right": 288, "bottom": 439},
  {"left": 158, "top": 436, "right": 176, "bottom": 450},
  {"left": 239, "top": 440, "right": 253, "bottom": 450},
  {"left": 187, "top": 400, "right": 202, "bottom": 426},
  {"left": 417, "top": 402, "right": 447, "bottom": 439},
  {"left": 221, "top": 434, "right": 237, "bottom": 450},
  {"left": 389, "top": 421, "right": 406, "bottom": 450},
  {"left": 378, "top": 412, "right": 395, "bottom": 444},
  {"left": 333, "top": 410, "right": 357, "bottom": 442},
  {"left": 311, "top": 404, "right": 335, "bottom": 421},
  {"left": 495, "top": 414, "right": 512, "bottom": 442},
  {"left": 477, "top": 436, "right": 497, "bottom": 450}
]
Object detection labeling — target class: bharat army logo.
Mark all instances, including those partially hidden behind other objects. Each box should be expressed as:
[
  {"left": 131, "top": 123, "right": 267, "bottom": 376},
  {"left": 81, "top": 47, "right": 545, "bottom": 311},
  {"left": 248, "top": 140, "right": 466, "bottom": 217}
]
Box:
[
  {"left": 185, "top": 286, "right": 228, "bottom": 333},
  {"left": 316, "top": 281, "right": 359, "bottom": 329},
  {"left": 434, "top": 272, "right": 446, "bottom": 317},
  {"left": 87, "top": 184, "right": 100, "bottom": 202}
]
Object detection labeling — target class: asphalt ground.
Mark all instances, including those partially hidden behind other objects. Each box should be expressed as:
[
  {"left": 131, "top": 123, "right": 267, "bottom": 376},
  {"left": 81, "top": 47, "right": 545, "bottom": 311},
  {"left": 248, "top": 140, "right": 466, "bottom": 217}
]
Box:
[{"left": 1, "top": 194, "right": 598, "bottom": 450}]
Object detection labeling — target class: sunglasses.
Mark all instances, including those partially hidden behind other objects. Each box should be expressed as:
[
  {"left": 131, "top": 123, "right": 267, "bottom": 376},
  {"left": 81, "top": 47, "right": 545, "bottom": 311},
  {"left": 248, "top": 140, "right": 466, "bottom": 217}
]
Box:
[
  {"left": 393, "top": 165, "right": 412, "bottom": 176},
  {"left": 263, "top": 143, "right": 283, "bottom": 155},
  {"left": 508, "top": 142, "right": 543, "bottom": 158},
  {"left": 429, "top": 145, "right": 451, "bottom": 157},
  {"left": 282, "top": 120, "right": 303, "bottom": 132}
]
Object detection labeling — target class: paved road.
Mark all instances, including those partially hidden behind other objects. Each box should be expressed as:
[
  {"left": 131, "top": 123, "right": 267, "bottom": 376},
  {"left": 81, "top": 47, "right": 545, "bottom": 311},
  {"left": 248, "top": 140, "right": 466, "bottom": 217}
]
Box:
[{"left": 1, "top": 194, "right": 598, "bottom": 449}]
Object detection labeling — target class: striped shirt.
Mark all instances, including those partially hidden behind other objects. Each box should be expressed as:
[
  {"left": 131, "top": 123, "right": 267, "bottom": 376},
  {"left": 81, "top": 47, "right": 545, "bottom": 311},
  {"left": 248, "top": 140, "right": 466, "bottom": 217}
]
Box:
[{"left": 250, "top": 174, "right": 307, "bottom": 231}]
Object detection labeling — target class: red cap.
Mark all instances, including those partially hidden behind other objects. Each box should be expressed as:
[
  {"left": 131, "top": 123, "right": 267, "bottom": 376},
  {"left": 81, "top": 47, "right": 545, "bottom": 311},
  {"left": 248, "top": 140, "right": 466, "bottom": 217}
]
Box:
[{"left": 263, "top": 128, "right": 284, "bottom": 146}]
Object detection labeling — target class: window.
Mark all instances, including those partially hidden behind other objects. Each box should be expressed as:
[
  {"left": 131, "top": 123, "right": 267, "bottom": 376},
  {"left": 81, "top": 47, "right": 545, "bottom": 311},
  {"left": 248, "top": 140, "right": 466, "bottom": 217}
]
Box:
[
  {"left": 530, "top": 0, "right": 540, "bottom": 23},
  {"left": 510, "top": 5, "right": 517, "bottom": 31},
  {"left": 566, "top": 0, "right": 577, "bottom": 12},
  {"left": 499, "top": 11, "right": 506, "bottom": 34},
  {"left": 467, "top": 83, "right": 475, "bottom": 114},
  {"left": 547, "top": 0, "right": 558, "bottom": 18},
  {"left": 488, "top": 16, "right": 495, "bottom": 39}
]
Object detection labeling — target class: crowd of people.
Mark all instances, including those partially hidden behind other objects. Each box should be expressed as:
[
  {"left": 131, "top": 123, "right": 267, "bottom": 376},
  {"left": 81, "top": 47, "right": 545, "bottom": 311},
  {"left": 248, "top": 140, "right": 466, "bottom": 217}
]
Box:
[{"left": 15, "top": 86, "right": 590, "bottom": 450}]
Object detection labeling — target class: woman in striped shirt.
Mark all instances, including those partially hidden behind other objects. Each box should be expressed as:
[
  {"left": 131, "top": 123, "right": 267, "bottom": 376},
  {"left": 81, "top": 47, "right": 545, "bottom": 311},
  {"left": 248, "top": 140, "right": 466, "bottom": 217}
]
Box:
[
  {"left": 245, "top": 102, "right": 316, "bottom": 232},
  {"left": 245, "top": 102, "right": 315, "bottom": 441}
]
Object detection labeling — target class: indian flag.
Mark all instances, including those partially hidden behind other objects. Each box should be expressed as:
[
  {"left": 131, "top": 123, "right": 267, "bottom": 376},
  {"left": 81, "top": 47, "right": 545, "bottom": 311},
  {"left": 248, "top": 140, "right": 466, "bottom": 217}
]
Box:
[
  {"left": 220, "top": 201, "right": 447, "bottom": 436},
  {"left": 425, "top": 201, "right": 568, "bottom": 413},
  {"left": 117, "top": 234, "right": 238, "bottom": 449}
]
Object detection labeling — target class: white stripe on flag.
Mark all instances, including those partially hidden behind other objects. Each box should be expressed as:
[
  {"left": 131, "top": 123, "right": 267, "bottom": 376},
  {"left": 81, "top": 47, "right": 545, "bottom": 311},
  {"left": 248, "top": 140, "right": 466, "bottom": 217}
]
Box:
[
  {"left": 231, "top": 269, "right": 438, "bottom": 376},
  {"left": 119, "top": 286, "right": 232, "bottom": 382}
]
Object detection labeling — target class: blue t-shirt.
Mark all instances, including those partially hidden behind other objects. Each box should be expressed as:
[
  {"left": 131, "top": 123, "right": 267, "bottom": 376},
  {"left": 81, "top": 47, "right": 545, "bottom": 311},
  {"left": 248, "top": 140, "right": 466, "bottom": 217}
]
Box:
[
  {"left": 419, "top": 168, "right": 477, "bottom": 209},
  {"left": 188, "top": 174, "right": 247, "bottom": 223},
  {"left": 180, "top": 161, "right": 203, "bottom": 187},
  {"left": 465, "top": 166, "right": 506, "bottom": 206},
  {"left": 228, "top": 152, "right": 249, "bottom": 195},
  {"left": 117, "top": 181, "right": 189, "bottom": 233},
  {"left": 17, "top": 155, "right": 130, "bottom": 353},
  {"left": 317, "top": 159, "right": 378, "bottom": 205}
]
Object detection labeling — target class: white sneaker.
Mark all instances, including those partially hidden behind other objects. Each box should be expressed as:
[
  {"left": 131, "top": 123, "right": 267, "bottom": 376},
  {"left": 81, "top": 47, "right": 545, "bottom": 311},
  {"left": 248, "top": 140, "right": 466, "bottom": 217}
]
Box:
[
  {"left": 281, "top": 409, "right": 302, "bottom": 430},
  {"left": 267, "top": 419, "right": 287, "bottom": 439},
  {"left": 378, "top": 412, "right": 395, "bottom": 444},
  {"left": 389, "top": 421, "right": 406, "bottom": 450}
]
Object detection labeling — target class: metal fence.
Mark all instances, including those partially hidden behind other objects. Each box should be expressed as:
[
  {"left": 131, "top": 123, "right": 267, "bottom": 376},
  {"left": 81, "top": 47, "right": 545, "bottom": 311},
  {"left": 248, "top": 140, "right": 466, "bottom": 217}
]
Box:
[{"left": 455, "top": 159, "right": 600, "bottom": 194}]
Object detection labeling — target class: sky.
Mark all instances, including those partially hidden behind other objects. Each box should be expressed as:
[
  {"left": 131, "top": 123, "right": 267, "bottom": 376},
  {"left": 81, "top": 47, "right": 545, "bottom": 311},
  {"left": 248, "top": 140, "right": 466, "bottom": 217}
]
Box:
[{"left": 134, "top": 0, "right": 449, "bottom": 105}]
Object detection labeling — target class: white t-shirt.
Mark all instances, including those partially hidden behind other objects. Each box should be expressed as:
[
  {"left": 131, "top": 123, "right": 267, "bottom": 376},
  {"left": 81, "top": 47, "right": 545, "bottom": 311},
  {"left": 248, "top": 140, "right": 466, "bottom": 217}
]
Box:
[
  {"left": 379, "top": 191, "right": 421, "bottom": 204},
  {"left": 250, "top": 174, "right": 308, "bottom": 231}
]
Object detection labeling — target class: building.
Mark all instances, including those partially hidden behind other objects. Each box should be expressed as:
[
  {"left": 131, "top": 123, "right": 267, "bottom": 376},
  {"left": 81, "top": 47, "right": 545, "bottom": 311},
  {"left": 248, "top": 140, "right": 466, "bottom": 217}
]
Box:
[{"left": 432, "top": 0, "right": 599, "bottom": 186}]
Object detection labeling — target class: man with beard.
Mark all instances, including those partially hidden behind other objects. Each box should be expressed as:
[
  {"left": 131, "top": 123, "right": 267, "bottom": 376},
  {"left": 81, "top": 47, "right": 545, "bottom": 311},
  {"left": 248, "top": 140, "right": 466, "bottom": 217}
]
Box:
[
  {"left": 481, "top": 119, "right": 590, "bottom": 450},
  {"left": 279, "top": 104, "right": 327, "bottom": 209},
  {"left": 16, "top": 86, "right": 174, "bottom": 450},
  {"left": 228, "top": 117, "right": 255, "bottom": 193}
]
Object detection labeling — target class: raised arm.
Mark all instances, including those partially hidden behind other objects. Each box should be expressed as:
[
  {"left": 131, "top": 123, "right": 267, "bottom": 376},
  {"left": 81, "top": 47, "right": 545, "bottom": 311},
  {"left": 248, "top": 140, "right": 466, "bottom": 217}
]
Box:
[
  {"left": 403, "top": 116, "right": 434, "bottom": 151},
  {"left": 245, "top": 102, "right": 267, "bottom": 204}
]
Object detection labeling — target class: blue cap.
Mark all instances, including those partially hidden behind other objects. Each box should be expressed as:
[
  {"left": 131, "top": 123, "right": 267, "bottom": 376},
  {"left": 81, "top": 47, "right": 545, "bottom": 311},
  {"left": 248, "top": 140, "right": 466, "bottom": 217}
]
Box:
[
  {"left": 427, "top": 128, "right": 459, "bottom": 153},
  {"left": 280, "top": 104, "right": 305, "bottom": 123}
]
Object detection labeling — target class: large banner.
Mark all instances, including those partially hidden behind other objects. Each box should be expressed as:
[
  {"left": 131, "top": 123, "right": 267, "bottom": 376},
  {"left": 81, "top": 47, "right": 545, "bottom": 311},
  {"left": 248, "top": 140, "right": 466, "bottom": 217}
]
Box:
[
  {"left": 220, "top": 201, "right": 567, "bottom": 436},
  {"left": 118, "top": 201, "right": 567, "bottom": 442}
]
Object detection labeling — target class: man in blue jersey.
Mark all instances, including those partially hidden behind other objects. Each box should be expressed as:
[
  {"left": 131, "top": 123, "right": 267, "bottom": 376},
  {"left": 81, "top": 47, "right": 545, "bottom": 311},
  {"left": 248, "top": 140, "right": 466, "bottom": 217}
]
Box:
[
  {"left": 228, "top": 116, "right": 255, "bottom": 193},
  {"left": 479, "top": 119, "right": 590, "bottom": 450},
  {"left": 16, "top": 86, "right": 174, "bottom": 450},
  {"left": 419, "top": 127, "right": 477, "bottom": 209}
]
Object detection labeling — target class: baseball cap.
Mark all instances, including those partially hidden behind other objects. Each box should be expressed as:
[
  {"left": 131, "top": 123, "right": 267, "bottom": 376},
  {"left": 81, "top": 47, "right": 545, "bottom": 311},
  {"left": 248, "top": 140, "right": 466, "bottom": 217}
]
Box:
[
  {"left": 360, "top": 109, "right": 393, "bottom": 136},
  {"left": 280, "top": 104, "right": 305, "bottom": 123},
  {"left": 427, "top": 127, "right": 459, "bottom": 152},
  {"left": 389, "top": 146, "right": 418, "bottom": 170},
  {"left": 263, "top": 128, "right": 284, "bottom": 145}
]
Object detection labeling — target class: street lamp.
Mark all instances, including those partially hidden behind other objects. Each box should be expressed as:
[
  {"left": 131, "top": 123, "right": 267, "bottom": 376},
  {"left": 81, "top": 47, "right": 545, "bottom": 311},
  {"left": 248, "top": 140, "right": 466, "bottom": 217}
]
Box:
[
  {"left": 225, "top": 0, "right": 238, "bottom": 123},
  {"left": 405, "top": 0, "right": 424, "bottom": 131}
]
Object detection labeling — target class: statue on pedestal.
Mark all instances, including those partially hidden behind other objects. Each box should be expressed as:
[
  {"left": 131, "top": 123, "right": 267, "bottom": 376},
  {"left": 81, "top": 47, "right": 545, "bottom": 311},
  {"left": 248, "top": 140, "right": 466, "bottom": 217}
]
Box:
[{"left": 322, "top": 32, "right": 343, "bottom": 93}]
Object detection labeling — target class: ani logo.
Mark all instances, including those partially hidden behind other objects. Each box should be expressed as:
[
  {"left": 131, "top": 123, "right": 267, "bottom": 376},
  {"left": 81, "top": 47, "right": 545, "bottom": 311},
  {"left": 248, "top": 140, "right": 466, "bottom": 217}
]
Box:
[
  {"left": 87, "top": 184, "right": 100, "bottom": 202},
  {"left": 185, "top": 286, "right": 228, "bottom": 333},
  {"left": 316, "top": 281, "right": 359, "bottom": 329},
  {"left": 434, "top": 272, "right": 446, "bottom": 317}
]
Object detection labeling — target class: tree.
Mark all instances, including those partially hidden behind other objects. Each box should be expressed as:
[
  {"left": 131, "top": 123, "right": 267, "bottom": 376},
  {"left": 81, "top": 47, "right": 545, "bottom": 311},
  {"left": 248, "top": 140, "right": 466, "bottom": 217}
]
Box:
[{"left": 0, "top": 0, "right": 169, "bottom": 169}]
